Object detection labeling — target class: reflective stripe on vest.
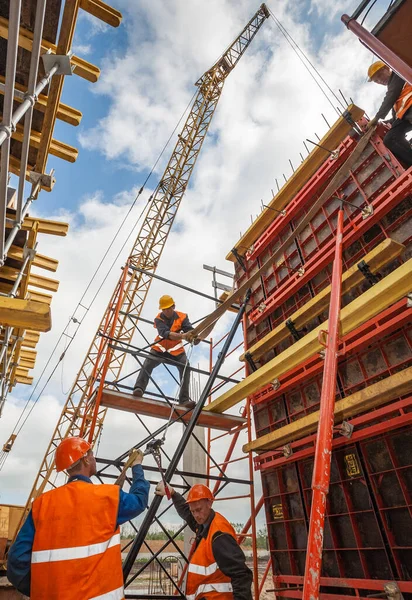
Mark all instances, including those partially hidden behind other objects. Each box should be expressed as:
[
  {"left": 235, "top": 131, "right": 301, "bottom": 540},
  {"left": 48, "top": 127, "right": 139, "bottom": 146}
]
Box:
[
  {"left": 394, "top": 83, "right": 412, "bottom": 119},
  {"left": 186, "top": 582, "right": 233, "bottom": 600},
  {"left": 32, "top": 532, "right": 120, "bottom": 563},
  {"left": 188, "top": 562, "right": 219, "bottom": 576},
  {"left": 31, "top": 481, "right": 124, "bottom": 600},
  {"left": 152, "top": 311, "right": 187, "bottom": 356}
]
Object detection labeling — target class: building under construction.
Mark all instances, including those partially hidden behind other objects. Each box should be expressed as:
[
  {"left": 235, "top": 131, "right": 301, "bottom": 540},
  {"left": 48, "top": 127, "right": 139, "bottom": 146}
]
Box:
[{"left": 0, "top": 0, "right": 411, "bottom": 599}]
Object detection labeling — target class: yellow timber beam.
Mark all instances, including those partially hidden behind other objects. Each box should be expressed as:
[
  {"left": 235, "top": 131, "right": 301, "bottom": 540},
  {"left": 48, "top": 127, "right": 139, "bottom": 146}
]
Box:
[
  {"left": 80, "top": 0, "right": 122, "bottom": 27},
  {"left": 13, "top": 123, "right": 78, "bottom": 163},
  {"left": 21, "top": 216, "right": 69, "bottom": 237},
  {"left": 0, "top": 298, "right": 51, "bottom": 332},
  {"left": 244, "top": 366, "right": 412, "bottom": 453},
  {"left": 226, "top": 104, "right": 365, "bottom": 261},
  {"left": 8, "top": 247, "right": 59, "bottom": 272},
  {"left": 205, "top": 257, "right": 412, "bottom": 414},
  {"left": 21, "top": 331, "right": 40, "bottom": 349},
  {"left": 0, "top": 267, "right": 59, "bottom": 292},
  {"left": 0, "top": 76, "right": 82, "bottom": 126},
  {"left": 0, "top": 16, "right": 100, "bottom": 83},
  {"left": 27, "top": 289, "right": 53, "bottom": 305},
  {"left": 14, "top": 369, "right": 33, "bottom": 386},
  {"left": 240, "top": 238, "right": 405, "bottom": 362}
]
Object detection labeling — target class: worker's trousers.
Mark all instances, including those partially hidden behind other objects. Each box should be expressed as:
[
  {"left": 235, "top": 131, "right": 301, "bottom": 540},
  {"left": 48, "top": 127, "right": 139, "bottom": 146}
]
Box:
[
  {"left": 134, "top": 349, "right": 191, "bottom": 403},
  {"left": 383, "top": 109, "right": 412, "bottom": 167}
]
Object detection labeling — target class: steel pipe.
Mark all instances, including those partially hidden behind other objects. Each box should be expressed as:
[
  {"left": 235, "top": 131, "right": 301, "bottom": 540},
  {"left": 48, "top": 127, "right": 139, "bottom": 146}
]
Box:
[
  {"left": 16, "top": 0, "right": 47, "bottom": 222},
  {"left": 342, "top": 14, "right": 412, "bottom": 85},
  {"left": 3, "top": 180, "right": 41, "bottom": 261},
  {"left": 0, "top": 0, "right": 22, "bottom": 267},
  {"left": 302, "top": 208, "right": 344, "bottom": 600}
]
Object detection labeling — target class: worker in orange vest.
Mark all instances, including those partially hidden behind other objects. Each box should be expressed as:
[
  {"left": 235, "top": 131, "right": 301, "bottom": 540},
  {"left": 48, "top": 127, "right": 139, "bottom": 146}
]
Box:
[
  {"left": 367, "top": 60, "right": 412, "bottom": 167},
  {"left": 133, "top": 295, "right": 199, "bottom": 408},
  {"left": 155, "top": 482, "right": 252, "bottom": 600},
  {"left": 7, "top": 437, "right": 150, "bottom": 599}
]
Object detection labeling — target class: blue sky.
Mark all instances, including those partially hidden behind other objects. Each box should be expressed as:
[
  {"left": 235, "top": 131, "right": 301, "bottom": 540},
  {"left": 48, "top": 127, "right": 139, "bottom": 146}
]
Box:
[{"left": 0, "top": 0, "right": 395, "bottom": 522}]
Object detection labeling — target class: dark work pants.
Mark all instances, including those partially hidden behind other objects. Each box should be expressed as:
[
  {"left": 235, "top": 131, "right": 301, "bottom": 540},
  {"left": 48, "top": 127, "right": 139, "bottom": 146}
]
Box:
[
  {"left": 134, "top": 349, "right": 191, "bottom": 403},
  {"left": 383, "top": 109, "right": 412, "bottom": 167}
]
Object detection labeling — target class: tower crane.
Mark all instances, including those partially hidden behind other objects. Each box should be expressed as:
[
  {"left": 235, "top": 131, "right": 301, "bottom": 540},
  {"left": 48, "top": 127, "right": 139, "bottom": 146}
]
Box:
[{"left": 22, "top": 3, "right": 270, "bottom": 517}]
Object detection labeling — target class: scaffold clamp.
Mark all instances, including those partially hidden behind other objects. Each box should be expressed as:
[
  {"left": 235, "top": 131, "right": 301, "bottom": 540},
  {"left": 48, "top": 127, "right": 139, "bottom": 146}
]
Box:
[
  {"left": 335, "top": 420, "right": 354, "bottom": 438},
  {"left": 357, "top": 259, "right": 381, "bottom": 286}
]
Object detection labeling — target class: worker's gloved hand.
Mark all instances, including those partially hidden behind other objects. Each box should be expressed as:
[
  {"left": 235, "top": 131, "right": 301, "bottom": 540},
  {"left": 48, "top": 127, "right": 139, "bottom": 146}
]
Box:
[
  {"left": 183, "top": 331, "right": 195, "bottom": 342},
  {"left": 366, "top": 116, "right": 378, "bottom": 130},
  {"left": 193, "top": 338, "right": 201, "bottom": 346},
  {"left": 130, "top": 449, "right": 144, "bottom": 466},
  {"left": 155, "top": 481, "right": 175, "bottom": 497}
]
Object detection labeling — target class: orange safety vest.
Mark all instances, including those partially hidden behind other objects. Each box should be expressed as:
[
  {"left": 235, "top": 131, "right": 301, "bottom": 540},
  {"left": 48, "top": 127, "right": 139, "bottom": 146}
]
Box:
[
  {"left": 31, "top": 480, "right": 124, "bottom": 600},
  {"left": 186, "top": 512, "right": 235, "bottom": 600},
  {"left": 152, "top": 311, "right": 187, "bottom": 356},
  {"left": 394, "top": 82, "right": 412, "bottom": 119}
]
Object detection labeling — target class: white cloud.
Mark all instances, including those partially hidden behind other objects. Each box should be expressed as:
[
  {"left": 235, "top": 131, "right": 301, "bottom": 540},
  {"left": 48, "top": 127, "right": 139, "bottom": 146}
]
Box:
[
  {"left": 73, "top": 43, "right": 92, "bottom": 56},
  {"left": 0, "top": 0, "right": 389, "bottom": 532}
]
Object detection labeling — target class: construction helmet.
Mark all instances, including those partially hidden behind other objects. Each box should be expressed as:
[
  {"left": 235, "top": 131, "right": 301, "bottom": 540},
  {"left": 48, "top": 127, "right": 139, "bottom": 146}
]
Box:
[
  {"left": 367, "top": 60, "right": 386, "bottom": 81},
  {"left": 159, "top": 295, "right": 175, "bottom": 310},
  {"left": 55, "top": 437, "right": 91, "bottom": 472},
  {"left": 187, "top": 484, "right": 214, "bottom": 503}
]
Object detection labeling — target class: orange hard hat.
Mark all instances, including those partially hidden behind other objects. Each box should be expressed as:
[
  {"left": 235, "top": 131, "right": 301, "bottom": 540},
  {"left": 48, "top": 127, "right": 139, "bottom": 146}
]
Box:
[
  {"left": 55, "top": 437, "right": 91, "bottom": 472},
  {"left": 187, "top": 484, "right": 214, "bottom": 503},
  {"left": 159, "top": 295, "right": 175, "bottom": 310},
  {"left": 367, "top": 60, "right": 386, "bottom": 81}
]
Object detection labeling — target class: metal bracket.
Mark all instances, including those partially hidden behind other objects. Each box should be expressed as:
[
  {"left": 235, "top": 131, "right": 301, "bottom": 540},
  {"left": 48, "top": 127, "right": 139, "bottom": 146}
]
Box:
[
  {"left": 283, "top": 444, "right": 292, "bottom": 458},
  {"left": 357, "top": 260, "right": 381, "bottom": 286},
  {"left": 407, "top": 293, "right": 412, "bottom": 308},
  {"left": 244, "top": 352, "right": 258, "bottom": 373},
  {"left": 361, "top": 204, "right": 374, "bottom": 219},
  {"left": 231, "top": 247, "right": 246, "bottom": 272},
  {"left": 29, "top": 169, "right": 56, "bottom": 191},
  {"left": 384, "top": 582, "right": 404, "bottom": 600},
  {"left": 42, "top": 52, "right": 73, "bottom": 76},
  {"left": 271, "top": 378, "right": 281, "bottom": 392},
  {"left": 285, "top": 318, "right": 303, "bottom": 342},
  {"left": 257, "top": 302, "right": 266, "bottom": 314},
  {"left": 337, "top": 421, "right": 354, "bottom": 438}
]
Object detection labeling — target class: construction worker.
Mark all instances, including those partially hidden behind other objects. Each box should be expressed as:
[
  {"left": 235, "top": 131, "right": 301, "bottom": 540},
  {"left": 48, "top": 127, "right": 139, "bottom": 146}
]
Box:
[
  {"left": 7, "top": 437, "right": 150, "bottom": 599},
  {"left": 367, "top": 60, "right": 412, "bottom": 167},
  {"left": 155, "top": 482, "right": 253, "bottom": 600},
  {"left": 133, "top": 294, "right": 198, "bottom": 408}
]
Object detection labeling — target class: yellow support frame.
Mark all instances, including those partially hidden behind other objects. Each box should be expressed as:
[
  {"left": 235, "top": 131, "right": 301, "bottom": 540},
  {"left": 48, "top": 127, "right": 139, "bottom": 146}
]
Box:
[
  {"left": 240, "top": 238, "right": 404, "bottom": 362},
  {"left": 12, "top": 123, "right": 78, "bottom": 163},
  {"left": 205, "top": 257, "right": 412, "bottom": 414},
  {"left": 0, "top": 298, "right": 51, "bottom": 332},
  {"left": 243, "top": 365, "right": 412, "bottom": 452}
]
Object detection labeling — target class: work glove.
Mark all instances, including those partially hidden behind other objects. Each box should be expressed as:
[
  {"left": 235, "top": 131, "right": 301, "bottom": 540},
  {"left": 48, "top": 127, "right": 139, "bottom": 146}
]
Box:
[
  {"left": 130, "top": 449, "right": 144, "bottom": 466},
  {"left": 366, "top": 116, "right": 378, "bottom": 130},
  {"left": 155, "top": 481, "right": 175, "bottom": 497}
]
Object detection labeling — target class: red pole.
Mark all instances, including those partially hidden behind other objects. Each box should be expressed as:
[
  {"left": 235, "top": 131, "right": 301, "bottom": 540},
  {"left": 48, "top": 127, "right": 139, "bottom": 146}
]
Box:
[
  {"left": 342, "top": 14, "right": 412, "bottom": 85},
  {"left": 302, "top": 208, "right": 344, "bottom": 600}
]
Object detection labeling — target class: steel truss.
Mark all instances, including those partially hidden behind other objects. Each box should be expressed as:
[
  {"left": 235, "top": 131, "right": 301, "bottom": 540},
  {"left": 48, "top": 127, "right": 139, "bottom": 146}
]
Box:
[{"left": 21, "top": 3, "right": 270, "bottom": 517}]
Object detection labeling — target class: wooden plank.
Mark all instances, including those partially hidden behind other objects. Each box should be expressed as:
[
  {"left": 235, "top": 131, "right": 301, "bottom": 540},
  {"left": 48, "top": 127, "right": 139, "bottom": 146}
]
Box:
[
  {"left": 191, "top": 129, "right": 376, "bottom": 342},
  {"left": 21, "top": 216, "right": 69, "bottom": 236},
  {"left": 0, "top": 16, "right": 100, "bottom": 83},
  {"left": 80, "top": 0, "right": 122, "bottom": 27},
  {"left": 244, "top": 366, "right": 412, "bottom": 452},
  {"left": 0, "top": 298, "right": 51, "bottom": 332},
  {"left": 0, "top": 76, "right": 82, "bottom": 126},
  {"left": 12, "top": 123, "right": 78, "bottom": 163},
  {"left": 205, "top": 258, "right": 412, "bottom": 414},
  {"left": 100, "top": 390, "right": 247, "bottom": 432},
  {"left": 26, "top": 289, "right": 53, "bottom": 305},
  {"left": 8, "top": 156, "right": 53, "bottom": 192},
  {"left": 14, "top": 374, "right": 33, "bottom": 385},
  {"left": 19, "top": 349, "right": 37, "bottom": 362},
  {"left": 0, "top": 267, "right": 59, "bottom": 292},
  {"left": 8, "top": 246, "right": 58, "bottom": 272},
  {"left": 226, "top": 104, "right": 365, "bottom": 261},
  {"left": 240, "top": 238, "right": 405, "bottom": 362}
]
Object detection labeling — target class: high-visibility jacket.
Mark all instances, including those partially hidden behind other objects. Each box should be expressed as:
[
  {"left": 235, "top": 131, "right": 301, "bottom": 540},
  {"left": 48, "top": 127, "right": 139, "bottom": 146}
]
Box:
[
  {"left": 186, "top": 512, "right": 235, "bottom": 600},
  {"left": 394, "top": 82, "right": 412, "bottom": 119},
  {"left": 152, "top": 311, "right": 187, "bottom": 356},
  {"left": 31, "top": 480, "right": 124, "bottom": 600}
]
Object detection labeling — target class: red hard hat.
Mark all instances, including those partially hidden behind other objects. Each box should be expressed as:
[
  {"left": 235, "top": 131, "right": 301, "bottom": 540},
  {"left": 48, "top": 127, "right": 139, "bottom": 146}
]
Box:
[
  {"left": 187, "top": 484, "right": 214, "bottom": 503},
  {"left": 55, "top": 437, "right": 91, "bottom": 472}
]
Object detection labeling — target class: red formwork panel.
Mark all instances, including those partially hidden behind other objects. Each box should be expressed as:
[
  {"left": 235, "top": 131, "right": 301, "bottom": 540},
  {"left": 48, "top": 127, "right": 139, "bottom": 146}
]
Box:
[{"left": 233, "top": 127, "right": 412, "bottom": 598}]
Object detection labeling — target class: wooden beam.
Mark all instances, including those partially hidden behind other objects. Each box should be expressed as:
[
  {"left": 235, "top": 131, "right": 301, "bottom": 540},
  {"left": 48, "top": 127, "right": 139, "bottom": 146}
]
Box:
[
  {"left": 226, "top": 104, "right": 365, "bottom": 261},
  {"left": 0, "top": 16, "right": 100, "bottom": 83},
  {"left": 14, "top": 373, "right": 33, "bottom": 386},
  {"left": 8, "top": 156, "right": 53, "bottom": 192},
  {"left": 240, "top": 238, "right": 405, "bottom": 362},
  {"left": 26, "top": 289, "right": 53, "bottom": 305},
  {"left": 243, "top": 366, "right": 412, "bottom": 452},
  {"left": 100, "top": 390, "right": 247, "bottom": 432},
  {"left": 0, "top": 298, "right": 51, "bottom": 332},
  {"left": 21, "top": 331, "right": 40, "bottom": 349},
  {"left": 21, "top": 216, "right": 69, "bottom": 237},
  {"left": 8, "top": 246, "right": 59, "bottom": 272},
  {"left": 19, "top": 349, "right": 37, "bottom": 362},
  {"left": 205, "top": 258, "right": 412, "bottom": 414},
  {"left": 80, "top": 0, "right": 122, "bottom": 27},
  {"left": 0, "top": 76, "right": 82, "bottom": 126},
  {"left": 12, "top": 123, "right": 78, "bottom": 163},
  {"left": 0, "top": 267, "right": 59, "bottom": 292}
]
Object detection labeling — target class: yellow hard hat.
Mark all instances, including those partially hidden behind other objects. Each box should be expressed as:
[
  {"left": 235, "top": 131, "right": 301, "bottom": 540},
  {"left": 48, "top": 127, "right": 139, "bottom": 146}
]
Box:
[
  {"left": 367, "top": 61, "right": 386, "bottom": 81},
  {"left": 159, "top": 295, "right": 175, "bottom": 310}
]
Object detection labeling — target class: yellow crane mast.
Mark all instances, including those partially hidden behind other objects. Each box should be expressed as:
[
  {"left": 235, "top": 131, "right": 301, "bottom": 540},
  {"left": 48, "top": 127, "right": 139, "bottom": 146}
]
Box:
[{"left": 23, "top": 3, "right": 270, "bottom": 511}]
